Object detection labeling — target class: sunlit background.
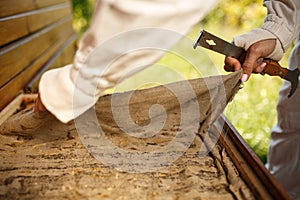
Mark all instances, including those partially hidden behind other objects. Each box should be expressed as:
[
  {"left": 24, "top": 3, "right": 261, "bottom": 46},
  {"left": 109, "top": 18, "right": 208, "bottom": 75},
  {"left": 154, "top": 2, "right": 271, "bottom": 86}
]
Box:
[{"left": 71, "top": 0, "right": 293, "bottom": 163}]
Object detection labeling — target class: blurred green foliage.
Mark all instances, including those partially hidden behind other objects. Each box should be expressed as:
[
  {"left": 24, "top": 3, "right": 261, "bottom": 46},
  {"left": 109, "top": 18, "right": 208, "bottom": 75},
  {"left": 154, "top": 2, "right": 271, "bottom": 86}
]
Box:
[
  {"left": 203, "top": 0, "right": 266, "bottom": 31},
  {"left": 72, "top": 0, "right": 94, "bottom": 34}
]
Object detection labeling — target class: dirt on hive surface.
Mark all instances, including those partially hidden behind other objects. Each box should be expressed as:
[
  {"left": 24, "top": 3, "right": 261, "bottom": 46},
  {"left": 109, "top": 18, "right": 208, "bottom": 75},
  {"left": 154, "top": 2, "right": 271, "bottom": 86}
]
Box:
[{"left": 0, "top": 71, "right": 254, "bottom": 199}]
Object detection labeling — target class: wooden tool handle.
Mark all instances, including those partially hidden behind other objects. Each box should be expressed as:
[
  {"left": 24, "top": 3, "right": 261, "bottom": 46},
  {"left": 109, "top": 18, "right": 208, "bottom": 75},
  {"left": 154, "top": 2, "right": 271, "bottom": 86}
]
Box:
[{"left": 262, "top": 59, "right": 288, "bottom": 78}]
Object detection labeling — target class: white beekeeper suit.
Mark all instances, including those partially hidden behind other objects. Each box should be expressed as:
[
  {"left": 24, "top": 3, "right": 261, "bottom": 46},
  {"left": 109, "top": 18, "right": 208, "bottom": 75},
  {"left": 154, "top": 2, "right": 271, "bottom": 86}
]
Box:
[
  {"left": 233, "top": 0, "right": 300, "bottom": 199},
  {"left": 38, "top": 0, "right": 217, "bottom": 123}
]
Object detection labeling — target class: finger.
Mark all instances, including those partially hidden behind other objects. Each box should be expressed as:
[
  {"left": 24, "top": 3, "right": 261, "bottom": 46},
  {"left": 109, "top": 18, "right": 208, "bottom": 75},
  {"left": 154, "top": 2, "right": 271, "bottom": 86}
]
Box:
[
  {"left": 241, "top": 48, "right": 263, "bottom": 82},
  {"left": 253, "top": 62, "right": 267, "bottom": 73},
  {"left": 224, "top": 57, "right": 241, "bottom": 72},
  {"left": 224, "top": 64, "right": 233, "bottom": 72}
]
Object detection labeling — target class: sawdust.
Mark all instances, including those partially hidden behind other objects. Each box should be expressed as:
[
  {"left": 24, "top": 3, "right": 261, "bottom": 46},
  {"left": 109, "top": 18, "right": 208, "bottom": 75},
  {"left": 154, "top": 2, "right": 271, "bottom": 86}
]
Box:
[{"left": 0, "top": 71, "right": 256, "bottom": 199}]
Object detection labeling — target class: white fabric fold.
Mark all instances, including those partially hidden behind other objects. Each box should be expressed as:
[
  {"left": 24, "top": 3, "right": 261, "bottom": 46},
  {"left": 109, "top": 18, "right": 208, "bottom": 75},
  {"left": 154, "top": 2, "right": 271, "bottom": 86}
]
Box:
[{"left": 39, "top": 0, "right": 217, "bottom": 123}]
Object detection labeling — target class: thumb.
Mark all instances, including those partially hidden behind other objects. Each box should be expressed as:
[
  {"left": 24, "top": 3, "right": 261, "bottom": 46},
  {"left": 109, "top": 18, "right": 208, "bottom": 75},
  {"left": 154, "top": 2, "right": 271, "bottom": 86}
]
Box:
[
  {"left": 241, "top": 52, "right": 258, "bottom": 82},
  {"left": 240, "top": 41, "right": 270, "bottom": 82}
]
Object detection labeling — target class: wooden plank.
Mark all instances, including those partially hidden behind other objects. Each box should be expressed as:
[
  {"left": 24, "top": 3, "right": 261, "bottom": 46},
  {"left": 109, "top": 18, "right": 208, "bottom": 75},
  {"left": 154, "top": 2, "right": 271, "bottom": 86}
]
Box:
[
  {"left": 27, "top": 5, "right": 71, "bottom": 33},
  {"left": 0, "top": 0, "right": 69, "bottom": 18},
  {"left": 0, "top": 34, "right": 77, "bottom": 111},
  {"left": 214, "top": 115, "right": 291, "bottom": 200},
  {"left": 0, "top": 16, "right": 74, "bottom": 88},
  {"left": 0, "top": 5, "right": 71, "bottom": 46},
  {"left": 35, "top": 0, "right": 70, "bottom": 8},
  {"left": 0, "top": 0, "right": 35, "bottom": 18},
  {"left": 0, "top": 17, "right": 28, "bottom": 47}
]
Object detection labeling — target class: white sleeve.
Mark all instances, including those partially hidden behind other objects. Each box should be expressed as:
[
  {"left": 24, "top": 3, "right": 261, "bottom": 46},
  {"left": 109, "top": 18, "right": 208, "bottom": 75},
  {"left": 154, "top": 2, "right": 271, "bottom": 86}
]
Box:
[
  {"left": 233, "top": 0, "right": 300, "bottom": 61},
  {"left": 262, "top": 0, "right": 300, "bottom": 51},
  {"left": 39, "top": 0, "right": 218, "bottom": 123}
]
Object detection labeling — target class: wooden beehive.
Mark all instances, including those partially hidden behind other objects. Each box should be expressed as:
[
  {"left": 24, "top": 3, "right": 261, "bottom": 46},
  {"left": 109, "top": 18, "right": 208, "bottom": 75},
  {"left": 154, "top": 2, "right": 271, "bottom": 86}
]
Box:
[{"left": 0, "top": 0, "right": 77, "bottom": 111}]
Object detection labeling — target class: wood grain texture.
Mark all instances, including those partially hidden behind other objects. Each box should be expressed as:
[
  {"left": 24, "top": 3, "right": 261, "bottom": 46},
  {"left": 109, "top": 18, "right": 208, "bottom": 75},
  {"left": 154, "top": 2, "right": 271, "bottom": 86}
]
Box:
[
  {"left": 218, "top": 115, "right": 290, "bottom": 200},
  {"left": 0, "top": 4, "right": 71, "bottom": 46},
  {"left": 0, "top": 0, "right": 76, "bottom": 110},
  {"left": 0, "top": 34, "right": 76, "bottom": 111},
  {"left": 213, "top": 115, "right": 291, "bottom": 200},
  {"left": 0, "top": 0, "right": 69, "bottom": 18},
  {"left": 0, "top": 17, "right": 73, "bottom": 88}
]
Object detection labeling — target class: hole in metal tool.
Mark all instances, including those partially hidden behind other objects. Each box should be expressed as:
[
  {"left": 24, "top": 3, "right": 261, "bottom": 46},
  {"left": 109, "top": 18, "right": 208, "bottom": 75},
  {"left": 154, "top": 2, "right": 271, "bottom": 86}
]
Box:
[{"left": 206, "top": 39, "right": 216, "bottom": 46}]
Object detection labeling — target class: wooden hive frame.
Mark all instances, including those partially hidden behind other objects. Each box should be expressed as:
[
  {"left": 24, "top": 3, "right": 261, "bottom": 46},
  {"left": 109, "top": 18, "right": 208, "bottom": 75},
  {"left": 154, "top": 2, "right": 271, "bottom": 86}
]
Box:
[{"left": 214, "top": 115, "right": 290, "bottom": 199}]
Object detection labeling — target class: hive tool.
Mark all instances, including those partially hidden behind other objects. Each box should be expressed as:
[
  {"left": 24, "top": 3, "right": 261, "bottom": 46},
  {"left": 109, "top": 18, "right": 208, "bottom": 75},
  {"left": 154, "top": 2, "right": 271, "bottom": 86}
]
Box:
[{"left": 193, "top": 29, "right": 300, "bottom": 97}]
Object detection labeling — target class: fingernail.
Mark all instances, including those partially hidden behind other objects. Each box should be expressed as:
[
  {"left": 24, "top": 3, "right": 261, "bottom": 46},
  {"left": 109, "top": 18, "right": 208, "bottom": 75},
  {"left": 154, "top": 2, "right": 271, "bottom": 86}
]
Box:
[
  {"left": 241, "top": 74, "right": 248, "bottom": 82},
  {"left": 260, "top": 62, "right": 267, "bottom": 68}
]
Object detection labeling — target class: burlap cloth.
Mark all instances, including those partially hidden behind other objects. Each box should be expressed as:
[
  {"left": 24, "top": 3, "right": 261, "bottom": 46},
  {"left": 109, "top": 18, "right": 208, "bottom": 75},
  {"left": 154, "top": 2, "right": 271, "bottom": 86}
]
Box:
[{"left": 0, "top": 71, "right": 257, "bottom": 199}]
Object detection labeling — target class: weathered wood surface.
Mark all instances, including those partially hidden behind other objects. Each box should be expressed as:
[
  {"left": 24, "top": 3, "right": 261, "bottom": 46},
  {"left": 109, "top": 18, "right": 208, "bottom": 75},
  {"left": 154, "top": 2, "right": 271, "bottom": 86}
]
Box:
[{"left": 0, "top": 0, "right": 77, "bottom": 111}]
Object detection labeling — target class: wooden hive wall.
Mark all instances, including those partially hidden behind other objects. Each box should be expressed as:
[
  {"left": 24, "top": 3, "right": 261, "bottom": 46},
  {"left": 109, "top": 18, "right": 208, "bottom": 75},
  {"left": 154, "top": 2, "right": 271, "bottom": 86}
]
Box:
[{"left": 0, "top": 0, "right": 77, "bottom": 111}]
